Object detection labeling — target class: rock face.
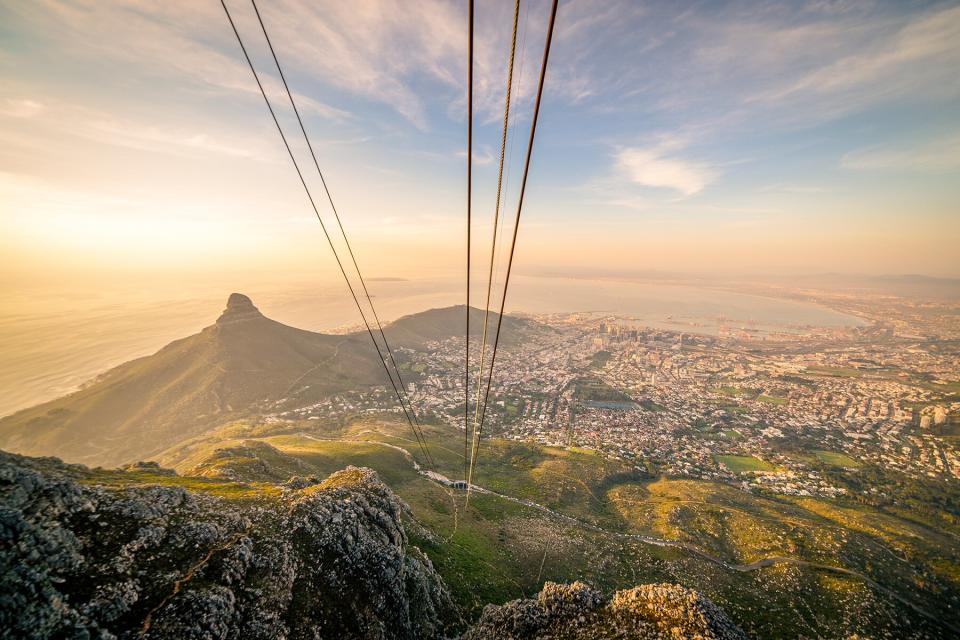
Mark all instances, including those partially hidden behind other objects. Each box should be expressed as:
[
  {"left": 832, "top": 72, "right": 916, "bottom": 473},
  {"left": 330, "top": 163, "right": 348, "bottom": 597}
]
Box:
[
  {"left": 462, "top": 581, "right": 747, "bottom": 640},
  {"left": 216, "top": 292, "right": 264, "bottom": 325},
  {"left": 0, "top": 451, "right": 455, "bottom": 639}
]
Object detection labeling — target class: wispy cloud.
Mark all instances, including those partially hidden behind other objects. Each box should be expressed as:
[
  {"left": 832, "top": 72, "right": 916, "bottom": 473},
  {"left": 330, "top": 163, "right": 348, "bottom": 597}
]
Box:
[
  {"left": 6, "top": 0, "right": 958, "bottom": 138},
  {"left": 2, "top": 0, "right": 957, "bottom": 280},
  {"left": 0, "top": 98, "right": 46, "bottom": 118},
  {"left": 455, "top": 145, "right": 494, "bottom": 166},
  {"left": 247, "top": 0, "right": 455, "bottom": 128},
  {"left": 85, "top": 119, "right": 255, "bottom": 158},
  {"left": 842, "top": 135, "right": 960, "bottom": 172},
  {"left": 0, "top": 95, "right": 263, "bottom": 160},
  {"left": 616, "top": 147, "right": 716, "bottom": 197},
  {"left": 571, "top": 2, "right": 960, "bottom": 138},
  {"left": 3, "top": 0, "right": 349, "bottom": 120},
  {"left": 748, "top": 4, "right": 960, "bottom": 113}
]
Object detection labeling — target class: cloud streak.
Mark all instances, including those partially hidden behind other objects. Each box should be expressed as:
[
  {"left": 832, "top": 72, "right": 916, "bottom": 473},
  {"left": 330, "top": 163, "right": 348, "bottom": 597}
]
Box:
[
  {"left": 2, "top": 1, "right": 958, "bottom": 279},
  {"left": 0, "top": 94, "right": 266, "bottom": 160},
  {"left": 842, "top": 135, "right": 960, "bottom": 172},
  {"left": 2, "top": 0, "right": 349, "bottom": 120},
  {"left": 748, "top": 4, "right": 960, "bottom": 113}
]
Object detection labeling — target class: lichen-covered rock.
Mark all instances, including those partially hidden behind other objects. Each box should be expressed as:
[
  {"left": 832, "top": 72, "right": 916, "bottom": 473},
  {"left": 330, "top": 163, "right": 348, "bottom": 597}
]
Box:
[
  {"left": 463, "top": 580, "right": 747, "bottom": 640},
  {"left": 0, "top": 452, "right": 455, "bottom": 639},
  {"left": 272, "top": 467, "right": 454, "bottom": 639}
]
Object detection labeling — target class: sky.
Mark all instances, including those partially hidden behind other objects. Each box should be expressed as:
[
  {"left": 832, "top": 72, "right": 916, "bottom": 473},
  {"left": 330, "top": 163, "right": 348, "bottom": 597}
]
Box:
[{"left": 1, "top": 0, "right": 959, "bottom": 298}]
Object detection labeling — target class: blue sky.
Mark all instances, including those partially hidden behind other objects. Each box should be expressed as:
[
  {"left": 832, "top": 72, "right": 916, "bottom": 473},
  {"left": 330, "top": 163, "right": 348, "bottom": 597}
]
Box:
[{"left": 1, "top": 0, "right": 959, "bottom": 286}]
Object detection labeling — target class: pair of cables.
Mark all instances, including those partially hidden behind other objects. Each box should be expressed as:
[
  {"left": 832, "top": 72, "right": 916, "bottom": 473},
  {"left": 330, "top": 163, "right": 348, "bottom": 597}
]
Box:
[
  {"left": 220, "top": 0, "right": 434, "bottom": 468},
  {"left": 464, "top": 0, "right": 560, "bottom": 498}
]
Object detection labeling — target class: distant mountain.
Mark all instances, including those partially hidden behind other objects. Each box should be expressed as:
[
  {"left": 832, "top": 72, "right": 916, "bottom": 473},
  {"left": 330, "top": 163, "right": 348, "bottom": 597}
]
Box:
[
  {"left": 0, "top": 295, "right": 540, "bottom": 467},
  {"left": 0, "top": 294, "right": 381, "bottom": 466},
  {"left": 384, "top": 304, "right": 539, "bottom": 349}
]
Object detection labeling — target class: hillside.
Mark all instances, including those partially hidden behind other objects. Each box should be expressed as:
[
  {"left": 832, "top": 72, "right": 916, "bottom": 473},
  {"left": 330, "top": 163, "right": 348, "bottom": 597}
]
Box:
[
  {"left": 464, "top": 581, "right": 746, "bottom": 640},
  {"left": 0, "top": 294, "right": 383, "bottom": 466},
  {"left": 4, "top": 412, "right": 955, "bottom": 638},
  {"left": 0, "top": 296, "right": 538, "bottom": 468},
  {"left": 384, "top": 304, "right": 541, "bottom": 349},
  {"left": 0, "top": 449, "right": 747, "bottom": 640}
]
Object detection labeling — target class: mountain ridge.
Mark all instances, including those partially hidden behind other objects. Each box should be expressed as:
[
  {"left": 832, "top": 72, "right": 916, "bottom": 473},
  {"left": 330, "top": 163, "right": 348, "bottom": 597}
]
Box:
[{"left": 0, "top": 294, "right": 537, "bottom": 467}]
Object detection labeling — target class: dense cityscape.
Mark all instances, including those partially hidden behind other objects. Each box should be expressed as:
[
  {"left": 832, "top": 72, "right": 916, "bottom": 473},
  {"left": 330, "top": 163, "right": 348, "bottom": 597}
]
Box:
[{"left": 269, "top": 290, "right": 960, "bottom": 501}]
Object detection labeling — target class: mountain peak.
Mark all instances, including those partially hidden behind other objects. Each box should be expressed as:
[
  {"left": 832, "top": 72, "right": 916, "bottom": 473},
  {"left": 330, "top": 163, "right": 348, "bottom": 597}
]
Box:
[{"left": 217, "top": 293, "right": 262, "bottom": 325}]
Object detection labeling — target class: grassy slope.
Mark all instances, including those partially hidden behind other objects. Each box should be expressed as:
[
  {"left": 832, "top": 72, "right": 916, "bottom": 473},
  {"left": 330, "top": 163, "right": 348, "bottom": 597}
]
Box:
[
  {"left": 813, "top": 450, "right": 862, "bottom": 468},
  {"left": 714, "top": 454, "right": 776, "bottom": 472}
]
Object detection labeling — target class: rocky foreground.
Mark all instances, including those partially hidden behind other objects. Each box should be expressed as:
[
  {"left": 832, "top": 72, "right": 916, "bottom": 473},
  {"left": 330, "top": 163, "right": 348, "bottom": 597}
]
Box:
[
  {"left": 464, "top": 581, "right": 747, "bottom": 640},
  {"left": 0, "top": 451, "right": 746, "bottom": 639}
]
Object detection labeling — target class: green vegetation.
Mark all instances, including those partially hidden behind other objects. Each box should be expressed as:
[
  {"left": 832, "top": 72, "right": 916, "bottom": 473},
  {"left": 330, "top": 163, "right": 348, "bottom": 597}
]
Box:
[
  {"left": 714, "top": 387, "right": 786, "bottom": 406},
  {"left": 813, "top": 450, "right": 862, "bottom": 468},
  {"left": 567, "top": 446, "right": 599, "bottom": 456},
  {"left": 639, "top": 399, "right": 665, "bottom": 412},
  {"left": 36, "top": 415, "right": 959, "bottom": 638},
  {"left": 717, "top": 403, "right": 751, "bottom": 415},
  {"left": 574, "top": 377, "right": 635, "bottom": 405},
  {"left": 83, "top": 467, "right": 281, "bottom": 500},
  {"left": 713, "top": 454, "right": 775, "bottom": 473},
  {"left": 590, "top": 350, "right": 612, "bottom": 368}
]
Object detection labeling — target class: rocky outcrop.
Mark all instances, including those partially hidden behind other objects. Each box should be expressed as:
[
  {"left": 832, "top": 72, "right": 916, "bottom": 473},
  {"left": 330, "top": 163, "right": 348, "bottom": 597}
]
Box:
[
  {"left": 189, "top": 440, "right": 312, "bottom": 482},
  {"left": 0, "top": 451, "right": 455, "bottom": 639},
  {"left": 1, "top": 450, "right": 749, "bottom": 640},
  {"left": 124, "top": 460, "right": 177, "bottom": 476},
  {"left": 463, "top": 581, "right": 747, "bottom": 640},
  {"left": 216, "top": 292, "right": 264, "bottom": 325}
]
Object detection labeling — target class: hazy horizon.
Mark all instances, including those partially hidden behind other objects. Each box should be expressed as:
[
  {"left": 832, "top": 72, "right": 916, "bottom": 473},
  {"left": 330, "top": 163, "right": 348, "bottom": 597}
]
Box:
[{"left": 0, "top": 271, "right": 876, "bottom": 419}]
